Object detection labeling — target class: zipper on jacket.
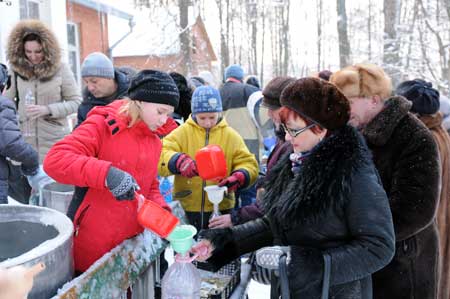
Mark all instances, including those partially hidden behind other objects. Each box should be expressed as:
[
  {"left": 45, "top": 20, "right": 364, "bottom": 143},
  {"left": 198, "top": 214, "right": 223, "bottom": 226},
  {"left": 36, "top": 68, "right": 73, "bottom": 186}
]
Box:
[
  {"left": 74, "top": 204, "right": 90, "bottom": 236},
  {"left": 200, "top": 129, "right": 210, "bottom": 230}
]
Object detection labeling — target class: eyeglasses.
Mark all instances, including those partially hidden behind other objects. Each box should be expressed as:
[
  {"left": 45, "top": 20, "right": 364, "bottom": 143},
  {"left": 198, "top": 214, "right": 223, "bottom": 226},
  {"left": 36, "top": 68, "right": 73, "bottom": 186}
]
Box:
[{"left": 281, "top": 123, "right": 316, "bottom": 138}]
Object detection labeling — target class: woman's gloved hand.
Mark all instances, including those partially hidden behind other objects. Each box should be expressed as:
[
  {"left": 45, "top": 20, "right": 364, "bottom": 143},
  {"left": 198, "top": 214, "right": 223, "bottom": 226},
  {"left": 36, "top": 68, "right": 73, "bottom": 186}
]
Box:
[
  {"left": 175, "top": 153, "right": 198, "bottom": 178},
  {"left": 26, "top": 166, "right": 53, "bottom": 190},
  {"left": 106, "top": 166, "right": 139, "bottom": 201},
  {"left": 218, "top": 171, "right": 246, "bottom": 192}
]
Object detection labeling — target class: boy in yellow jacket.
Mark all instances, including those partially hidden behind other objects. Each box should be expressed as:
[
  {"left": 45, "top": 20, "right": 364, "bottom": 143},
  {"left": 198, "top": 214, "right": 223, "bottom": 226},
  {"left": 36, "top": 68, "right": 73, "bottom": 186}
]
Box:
[{"left": 159, "top": 86, "right": 258, "bottom": 231}]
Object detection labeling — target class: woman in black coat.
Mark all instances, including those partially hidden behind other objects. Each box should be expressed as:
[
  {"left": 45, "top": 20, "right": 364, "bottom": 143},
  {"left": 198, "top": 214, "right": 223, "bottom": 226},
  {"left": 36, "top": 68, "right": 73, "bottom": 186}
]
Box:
[{"left": 193, "top": 77, "right": 395, "bottom": 298}]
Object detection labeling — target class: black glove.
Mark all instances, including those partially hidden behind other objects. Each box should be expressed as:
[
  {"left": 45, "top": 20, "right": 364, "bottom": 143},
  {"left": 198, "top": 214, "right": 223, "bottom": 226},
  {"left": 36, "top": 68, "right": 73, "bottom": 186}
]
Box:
[
  {"left": 106, "top": 166, "right": 139, "bottom": 201},
  {"left": 21, "top": 161, "right": 39, "bottom": 176}
]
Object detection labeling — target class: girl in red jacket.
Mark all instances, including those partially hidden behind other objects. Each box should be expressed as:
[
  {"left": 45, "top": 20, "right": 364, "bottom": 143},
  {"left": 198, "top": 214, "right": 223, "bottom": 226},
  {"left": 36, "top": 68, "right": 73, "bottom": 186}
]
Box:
[{"left": 43, "top": 70, "right": 179, "bottom": 273}]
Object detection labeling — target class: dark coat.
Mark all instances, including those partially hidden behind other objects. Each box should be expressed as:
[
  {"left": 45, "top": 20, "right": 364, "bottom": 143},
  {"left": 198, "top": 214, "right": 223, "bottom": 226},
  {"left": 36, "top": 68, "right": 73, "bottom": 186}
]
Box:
[
  {"left": 420, "top": 112, "right": 450, "bottom": 299},
  {"left": 231, "top": 137, "right": 292, "bottom": 225},
  {"left": 220, "top": 81, "right": 260, "bottom": 160},
  {"left": 363, "top": 96, "right": 441, "bottom": 299},
  {"left": 0, "top": 96, "right": 38, "bottom": 203},
  {"left": 76, "top": 68, "right": 132, "bottom": 128},
  {"left": 204, "top": 125, "right": 395, "bottom": 298}
]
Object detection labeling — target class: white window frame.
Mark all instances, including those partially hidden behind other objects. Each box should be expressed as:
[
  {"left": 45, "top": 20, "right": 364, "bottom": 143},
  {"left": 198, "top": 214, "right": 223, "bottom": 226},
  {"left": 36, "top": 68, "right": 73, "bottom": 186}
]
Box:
[
  {"left": 19, "top": 0, "right": 41, "bottom": 19},
  {"left": 66, "top": 21, "right": 81, "bottom": 84}
]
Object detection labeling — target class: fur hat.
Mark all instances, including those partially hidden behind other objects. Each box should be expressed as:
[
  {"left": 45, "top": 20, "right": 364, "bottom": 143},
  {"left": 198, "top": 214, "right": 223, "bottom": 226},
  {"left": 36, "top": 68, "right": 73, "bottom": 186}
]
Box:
[
  {"left": 81, "top": 52, "right": 114, "bottom": 79},
  {"left": 330, "top": 63, "right": 392, "bottom": 100},
  {"left": 191, "top": 86, "right": 222, "bottom": 114},
  {"left": 396, "top": 79, "right": 440, "bottom": 115},
  {"left": 262, "top": 76, "right": 296, "bottom": 109},
  {"left": 128, "top": 69, "right": 179, "bottom": 109},
  {"left": 224, "top": 64, "right": 244, "bottom": 81},
  {"left": 280, "top": 77, "right": 350, "bottom": 130}
]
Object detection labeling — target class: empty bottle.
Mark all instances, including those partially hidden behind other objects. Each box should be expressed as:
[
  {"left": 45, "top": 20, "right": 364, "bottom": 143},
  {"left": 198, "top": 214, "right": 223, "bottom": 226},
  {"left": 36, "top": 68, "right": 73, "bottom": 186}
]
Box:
[
  {"left": 23, "top": 89, "right": 35, "bottom": 137},
  {"left": 161, "top": 253, "right": 201, "bottom": 299},
  {"left": 162, "top": 225, "right": 201, "bottom": 299}
]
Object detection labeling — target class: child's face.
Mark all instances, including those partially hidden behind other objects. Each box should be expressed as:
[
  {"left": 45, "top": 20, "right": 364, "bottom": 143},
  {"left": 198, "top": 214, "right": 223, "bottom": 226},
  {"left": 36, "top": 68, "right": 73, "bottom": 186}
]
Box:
[{"left": 195, "top": 112, "right": 219, "bottom": 129}]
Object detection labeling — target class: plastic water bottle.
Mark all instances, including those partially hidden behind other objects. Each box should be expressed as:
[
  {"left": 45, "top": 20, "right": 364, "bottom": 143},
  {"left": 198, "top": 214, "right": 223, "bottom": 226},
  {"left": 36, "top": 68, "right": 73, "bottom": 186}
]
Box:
[
  {"left": 161, "top": 253, "right": 201, "bottom": 299},
  {"left": 159, "top": 176, "right": 173, "bottom": 203},
  {"left": 23, "top": 89, "right": 35, "bottom": 137}
]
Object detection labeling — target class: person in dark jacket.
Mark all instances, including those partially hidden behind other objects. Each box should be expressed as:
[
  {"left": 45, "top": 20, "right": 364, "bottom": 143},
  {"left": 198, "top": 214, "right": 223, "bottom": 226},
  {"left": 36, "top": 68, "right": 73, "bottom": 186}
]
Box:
[
  {"left": 0, "top": 63, "right": 43, "bottom": 204},
  {"left": 209, "top": 76, "right": 295, "bottom": 228},
  {"left": 331, "top": 64, "right": 441, "bottom": 299},
  {"left": 396, "top": 79, "right": 450, "bottom": 299},
  {"left": 193, "top": 77, "right": 395, "bottom": 299},
  {"left": 76, "top": 52, "right": 135, "bottom": 128},
  {"left": 220, "top": 64, "right": 260, "bottom": 208},
  {"left": 169, "top": 72, "right": 192, "bottom": 124}
]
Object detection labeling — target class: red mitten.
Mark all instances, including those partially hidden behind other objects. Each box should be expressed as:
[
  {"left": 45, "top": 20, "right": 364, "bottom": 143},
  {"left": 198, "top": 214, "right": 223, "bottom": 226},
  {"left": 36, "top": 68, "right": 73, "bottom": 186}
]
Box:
[
  {"left": 218, "top": 171, "right": 246, "bottom": 192},
  {"left": 176, "top": 154, "right": 198, "bottom": 178}
]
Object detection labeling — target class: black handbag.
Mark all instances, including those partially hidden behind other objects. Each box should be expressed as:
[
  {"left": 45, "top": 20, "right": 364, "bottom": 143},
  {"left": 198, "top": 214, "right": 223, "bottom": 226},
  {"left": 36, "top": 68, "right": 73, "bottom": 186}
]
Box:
[{"left": 7, "top": 160, "right": 31, "bottom": 204}]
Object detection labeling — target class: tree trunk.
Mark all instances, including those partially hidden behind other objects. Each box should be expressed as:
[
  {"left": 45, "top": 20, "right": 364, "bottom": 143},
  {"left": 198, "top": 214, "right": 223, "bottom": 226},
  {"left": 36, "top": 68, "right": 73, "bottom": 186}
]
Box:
[
  {"left": 216, "top": 0, "right": 230, "bottom": 78},
  {"left": 368, "top": 0, "right": 372, "bottom": 61},
  {"left": 336, "top": 0, "right": 350, "bottom": 68},
  {"left": 317, "top": 0, "right": 323, "bottom": 71},
  {"left": 282, "top": 0, "right": 290, "bottom": 75},
  {"left": 260, "top": 0, "right": 266, "bottom": 84},
  {"left": 383, "top": 0, "right": 401, "bottom": 86},
  {"left": 178, "top": 0, "right": 191, "bottom": 75}
]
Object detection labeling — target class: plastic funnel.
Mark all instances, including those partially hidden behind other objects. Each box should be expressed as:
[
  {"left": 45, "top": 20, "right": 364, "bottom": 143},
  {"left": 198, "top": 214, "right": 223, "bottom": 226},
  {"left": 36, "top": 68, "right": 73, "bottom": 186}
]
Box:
[
  {"left": 204, "top": 185, "right": 227, "bottom": 205},
  {"left": 195, "top": 145, "right": 227, "bottom": 181},
  {"left": 167, "top": 225, "right": 197, "bottom": 255}
]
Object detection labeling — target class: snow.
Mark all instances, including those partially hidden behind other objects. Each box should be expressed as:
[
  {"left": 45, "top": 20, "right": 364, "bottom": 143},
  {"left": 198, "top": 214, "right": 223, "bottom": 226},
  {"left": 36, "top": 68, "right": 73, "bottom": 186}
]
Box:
[{"left": 109, "top": 7, "right": 181, "bottom": 57}]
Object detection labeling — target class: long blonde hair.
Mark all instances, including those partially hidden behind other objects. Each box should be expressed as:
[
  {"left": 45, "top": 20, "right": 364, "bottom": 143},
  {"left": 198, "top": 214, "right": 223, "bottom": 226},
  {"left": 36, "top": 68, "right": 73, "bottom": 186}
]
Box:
[{"left": 119, "top": 98, "right": 141, "bottom": 127}]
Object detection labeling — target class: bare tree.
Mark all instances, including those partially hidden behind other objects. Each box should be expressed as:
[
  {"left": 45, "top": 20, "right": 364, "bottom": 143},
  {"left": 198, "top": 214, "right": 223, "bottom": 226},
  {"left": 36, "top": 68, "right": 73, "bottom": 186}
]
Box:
[
  {"left": 383, "top": 0, "right": 401, "bottom": 86},
  {"left": 336, "top": 0, "right": 350, "bottom": 67},
  {"left": 317, "top": 0, "right": 323, "bottom": 71},
  {"left": 133, "top": 0, "right": 194, "bottom": 74}
]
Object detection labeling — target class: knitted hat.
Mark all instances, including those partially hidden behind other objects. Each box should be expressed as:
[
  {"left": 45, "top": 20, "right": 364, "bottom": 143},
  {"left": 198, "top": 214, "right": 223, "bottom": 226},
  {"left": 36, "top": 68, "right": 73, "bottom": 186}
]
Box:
[
  {"left": 330, "top": 63, "right": 392, "bottom": 100},
  {"left": 262, "top": 76, "right": 296, "bottom": 109},
  {"left": 128, "top": 69, "right": 179, "bottom": 109},
  {"left": 280, "top": 77, "right": 350, "bottom": 130},
  {"left": 81, "top": 52, "right": 114, "bottom": 79},
  {"left": 191, "top": 86, "right": 222, "bottom": 114},
  {"left": 224, "top": 64, "right": 244, "bottom": 81},
  {"left": 396, "top": 79, "right": 440, "bottom": 115}
]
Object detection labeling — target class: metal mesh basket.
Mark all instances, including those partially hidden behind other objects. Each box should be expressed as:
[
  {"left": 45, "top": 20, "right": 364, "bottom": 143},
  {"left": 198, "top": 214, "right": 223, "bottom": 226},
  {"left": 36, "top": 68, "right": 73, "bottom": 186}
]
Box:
[{"left": 196, "top": 259, "right": 241, "bottom": 299}]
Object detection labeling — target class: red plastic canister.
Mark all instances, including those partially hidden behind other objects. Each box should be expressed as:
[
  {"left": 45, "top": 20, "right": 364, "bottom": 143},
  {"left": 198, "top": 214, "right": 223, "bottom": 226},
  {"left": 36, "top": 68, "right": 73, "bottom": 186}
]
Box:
[
  {"left": 137, "top": 193, "right": 179, "bottom": 238},
  {"left": 195, "top": 145, "right": 227, "bottom": 181}
]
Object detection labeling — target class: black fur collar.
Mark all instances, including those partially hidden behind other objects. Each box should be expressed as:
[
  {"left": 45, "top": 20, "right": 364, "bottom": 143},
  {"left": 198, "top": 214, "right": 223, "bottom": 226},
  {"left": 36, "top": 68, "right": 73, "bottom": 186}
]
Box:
[
  {"left": 262, "top": 125, "right": 372, "bottom": 226},
  {"left": 363, "top": 96, "right": 412, "bottom": 146}
]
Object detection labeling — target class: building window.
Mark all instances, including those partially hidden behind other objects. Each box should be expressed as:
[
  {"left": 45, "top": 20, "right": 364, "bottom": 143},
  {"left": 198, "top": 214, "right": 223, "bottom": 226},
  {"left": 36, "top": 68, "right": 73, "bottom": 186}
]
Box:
[
  {"left": 67, "top": 22, "right": 81, "bottom": 83},
  {"left": 19, "top": 0, "right": 40, "bottom": 19}
]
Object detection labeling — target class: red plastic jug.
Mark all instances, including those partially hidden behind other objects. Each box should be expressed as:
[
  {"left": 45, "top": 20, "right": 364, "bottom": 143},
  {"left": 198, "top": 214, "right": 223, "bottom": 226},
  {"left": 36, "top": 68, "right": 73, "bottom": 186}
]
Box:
[
  {"left": 136, "top": 193, "right": 179, "bottom": 238},
  {"left": 195, "top": 145, "right": 227, "bottom": 181}
]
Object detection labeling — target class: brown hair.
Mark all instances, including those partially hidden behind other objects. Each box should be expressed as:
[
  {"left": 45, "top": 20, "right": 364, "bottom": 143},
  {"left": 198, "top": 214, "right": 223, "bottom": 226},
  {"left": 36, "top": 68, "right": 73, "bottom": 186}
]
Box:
[{"left": 279, "top": 106, "right": 325, "bottom": 135}]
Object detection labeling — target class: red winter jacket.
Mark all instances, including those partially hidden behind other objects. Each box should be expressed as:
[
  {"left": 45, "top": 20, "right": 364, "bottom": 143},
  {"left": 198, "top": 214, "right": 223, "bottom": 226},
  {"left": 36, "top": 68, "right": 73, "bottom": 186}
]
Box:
[{"left": 44, "top": 100, "right": 169, "bottom": 272}]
